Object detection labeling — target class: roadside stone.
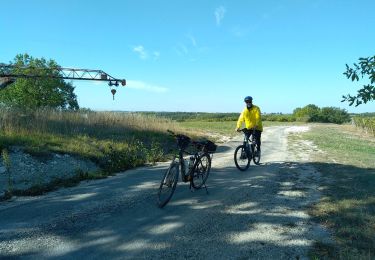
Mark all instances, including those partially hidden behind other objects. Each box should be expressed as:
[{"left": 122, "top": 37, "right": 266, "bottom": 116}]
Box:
[{"left": 0, "top": 146, "right": 99, "bottom": 197}]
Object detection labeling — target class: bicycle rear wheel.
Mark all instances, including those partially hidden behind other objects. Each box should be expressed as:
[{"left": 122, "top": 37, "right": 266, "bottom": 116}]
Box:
[
  {"left": 157, "top": 162, "right": 179, "bottom": 208},
  {"left": 234, "top": 145, "right": 250, "bottom": 171},
  {"left": 191, "top": 153, "right": 211, "bottom": 189}
]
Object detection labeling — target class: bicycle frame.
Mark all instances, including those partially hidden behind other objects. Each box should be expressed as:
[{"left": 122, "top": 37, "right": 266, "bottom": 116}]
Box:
[
  {"left": 242, "top": 129, "right": 256, "bottom": 157},
  {"left": 170, "top": 148, "right": 198, "bottom": 183}
]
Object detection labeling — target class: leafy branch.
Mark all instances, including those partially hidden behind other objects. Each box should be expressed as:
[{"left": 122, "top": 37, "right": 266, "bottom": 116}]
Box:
[{"left": 342, "top": 55, "right": 375, "bottom": 106}]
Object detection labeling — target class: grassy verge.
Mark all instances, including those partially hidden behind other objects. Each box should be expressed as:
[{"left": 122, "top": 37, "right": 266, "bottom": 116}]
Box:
[
  {"left": 297, "top": 124, "right": 375, "bottom": 259},
  {"left": 0, "top": 110, "right": 200, "bottom": 168},
  {"left": 0, "top": 110, "right": 206, "bottom": 198}
]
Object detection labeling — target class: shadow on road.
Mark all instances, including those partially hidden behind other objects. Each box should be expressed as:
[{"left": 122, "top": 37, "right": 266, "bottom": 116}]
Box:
[{"left": 0, "top": 161, "right": 373, "bottom": 259}]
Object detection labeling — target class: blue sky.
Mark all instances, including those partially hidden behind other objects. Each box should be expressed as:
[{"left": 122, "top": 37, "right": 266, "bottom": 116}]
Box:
[{"left": 1, "top": 0, "right": 374, "bottom": 113}]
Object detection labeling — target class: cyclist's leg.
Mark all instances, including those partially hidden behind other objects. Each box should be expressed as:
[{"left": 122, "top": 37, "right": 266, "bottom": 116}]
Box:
[
  {"left": 254, "top": 130, "right": 262, "bottom": 151},
  {"left": 245, "top": 131, "right": 251, "bottom": 142}
]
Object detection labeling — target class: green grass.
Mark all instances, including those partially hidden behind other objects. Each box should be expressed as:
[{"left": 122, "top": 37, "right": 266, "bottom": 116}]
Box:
[
  {"left": 297, "top": 124, "right": 375, "bottom": 259},
  {"left": 302, "top": 124, "right": 375, "bottom": 168}
]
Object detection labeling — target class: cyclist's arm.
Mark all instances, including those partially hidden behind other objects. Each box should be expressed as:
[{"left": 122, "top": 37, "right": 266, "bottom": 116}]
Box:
[
  {"left": 236, "top": 110, "right": 245, "bottom": 130},
  {"left": 254, "top": 107, "right": 261, "bottom": 130}
]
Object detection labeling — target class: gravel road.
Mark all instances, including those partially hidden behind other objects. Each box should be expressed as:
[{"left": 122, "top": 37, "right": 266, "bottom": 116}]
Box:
[{"left": 0, "top": 126, "right": 331, "bottom": 259}]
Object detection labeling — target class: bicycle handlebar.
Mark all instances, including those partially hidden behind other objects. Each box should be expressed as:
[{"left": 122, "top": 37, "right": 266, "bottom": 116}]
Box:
[
  {"left": 167, "top": 129, "right": 189, "bottom": 139},
  {"left": 238, "top": 128, "right": 256, "bottom": 134},
  {"left": 167, "top": 129, "right": 176, "bottom": 136}
]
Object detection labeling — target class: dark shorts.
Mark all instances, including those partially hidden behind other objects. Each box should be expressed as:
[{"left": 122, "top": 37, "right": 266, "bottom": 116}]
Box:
[{"left": 246, "top": 130, "right": 262, "bottom": 149}]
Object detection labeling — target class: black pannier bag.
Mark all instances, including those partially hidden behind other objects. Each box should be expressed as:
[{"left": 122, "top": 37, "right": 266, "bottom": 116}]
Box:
[
  {"left": 203, "top": 140, "right": 217, "bottom": 153},
  {"left": 177, "top": 135, "right": 191, "bottom": 149}
]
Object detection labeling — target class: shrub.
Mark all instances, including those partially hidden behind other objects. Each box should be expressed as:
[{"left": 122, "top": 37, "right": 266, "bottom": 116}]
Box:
[{"left": 293, "top": 104, "right": 350, "bottom": 124}]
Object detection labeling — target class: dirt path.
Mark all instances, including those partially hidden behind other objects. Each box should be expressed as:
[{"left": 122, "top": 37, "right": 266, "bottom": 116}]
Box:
[{"left": 0, "top": 126, "right": 330, "bottom": 259}]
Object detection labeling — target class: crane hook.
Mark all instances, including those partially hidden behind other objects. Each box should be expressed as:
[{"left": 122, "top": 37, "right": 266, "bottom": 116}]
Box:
[{"left": 111, "top": 88, "right": 117, "bottom": 100}]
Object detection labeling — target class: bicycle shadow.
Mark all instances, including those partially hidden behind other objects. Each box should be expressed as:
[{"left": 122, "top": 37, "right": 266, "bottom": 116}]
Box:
[{"left": 215, "top": 144, "right": 232, "bottom": 153}]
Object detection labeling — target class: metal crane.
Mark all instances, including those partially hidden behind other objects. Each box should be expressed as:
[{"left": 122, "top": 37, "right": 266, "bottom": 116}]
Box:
[{"left": 0, "top": 64, "right": 126, "bottom": 100}]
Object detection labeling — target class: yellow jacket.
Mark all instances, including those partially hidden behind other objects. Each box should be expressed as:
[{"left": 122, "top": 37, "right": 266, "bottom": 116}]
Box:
[{"left": 236, "top": 105, "right": 263, "bottom": 131}]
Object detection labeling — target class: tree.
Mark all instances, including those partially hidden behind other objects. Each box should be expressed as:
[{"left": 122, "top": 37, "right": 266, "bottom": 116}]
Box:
[
  {"left": 293, "top": 104, "right": 350, "bottom": 124},
  {"left": 293, "top": 104, "right": 321, "bottom": 122},
  {"left": 320, "top": 107, "right": 350, "bottom": 124},
  {"left": 0, "top": 54, "right": 79, "bottom": 110},
  {"left": 343, "top": 55, "right": 375, "bottom": 106}
]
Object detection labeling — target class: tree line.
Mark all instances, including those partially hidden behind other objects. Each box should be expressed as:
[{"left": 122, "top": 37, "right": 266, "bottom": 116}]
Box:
[{"left": 136, "top": 105, "right": 351, "bottom": 124}]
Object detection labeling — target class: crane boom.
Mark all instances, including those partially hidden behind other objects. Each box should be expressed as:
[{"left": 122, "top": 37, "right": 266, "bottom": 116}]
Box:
[{"left": 0, "top": 64, "right": 126, "bottom": 89}]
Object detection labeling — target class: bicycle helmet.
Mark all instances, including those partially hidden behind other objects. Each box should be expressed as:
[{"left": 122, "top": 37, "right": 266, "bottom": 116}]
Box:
[{"left": 244, "top": 96, "right": 253, "bottom": 102}]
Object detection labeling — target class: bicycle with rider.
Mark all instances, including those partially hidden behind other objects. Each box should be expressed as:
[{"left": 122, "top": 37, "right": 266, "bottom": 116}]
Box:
[{"left": 235, "top": 96, "right": 263, "bottom": 155}]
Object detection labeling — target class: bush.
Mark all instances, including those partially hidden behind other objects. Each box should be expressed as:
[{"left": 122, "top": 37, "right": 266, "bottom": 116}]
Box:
[
  {"left": 293, "top": 104, "right": 350, "bottom": 124},
  {"left": 320, "top": 107, "right": 351, "bottom": 124},
  {"left": 98, "top": 139, "right": 165, "bottom": 173}
]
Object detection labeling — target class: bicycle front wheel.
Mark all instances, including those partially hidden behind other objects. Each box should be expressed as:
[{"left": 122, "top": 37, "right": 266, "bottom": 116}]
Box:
[
  {"left": 191, "top": 153, "right": 211, "bottom": 189},
  {"left": 252, "top": 146, "right": 261, "bottom": 165},
  {"left": 234, "top": 145, "right": 250, "bottom": 171},
  {"left": 157, "top": 162, "right": 179, "bottom": 208}
]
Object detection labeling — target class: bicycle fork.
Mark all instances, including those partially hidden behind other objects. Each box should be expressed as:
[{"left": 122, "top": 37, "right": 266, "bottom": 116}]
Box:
[{"left": 243, "top": 142, "right": 252, "bottom": 158}]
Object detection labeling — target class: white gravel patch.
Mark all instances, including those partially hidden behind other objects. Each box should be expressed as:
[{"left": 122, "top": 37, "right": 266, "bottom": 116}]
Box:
[
  {"left": 0, "top": 147, "right": 98, "bottom": 198},
  {"left": 285, "top": 126, "right": 310, "bottom": 133}
]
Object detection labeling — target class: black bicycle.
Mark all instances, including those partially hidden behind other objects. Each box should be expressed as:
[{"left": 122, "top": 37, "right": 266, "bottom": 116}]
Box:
[
  {"left": 157, "top": 130, "right": 217, "bottom": 208},
  {"left": 234, "top": 128, "right": 261, "bottom": 171}
]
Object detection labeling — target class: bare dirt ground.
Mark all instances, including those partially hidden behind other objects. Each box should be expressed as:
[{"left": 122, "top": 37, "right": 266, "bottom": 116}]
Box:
[{"left": 0, "top": 126, "right": 331, "bottom": 259}]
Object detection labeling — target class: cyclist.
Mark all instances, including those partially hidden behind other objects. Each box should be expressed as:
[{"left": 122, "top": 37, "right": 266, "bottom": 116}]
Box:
[{"left": 235, "top": 96, "right": 263, "bottom": 155}]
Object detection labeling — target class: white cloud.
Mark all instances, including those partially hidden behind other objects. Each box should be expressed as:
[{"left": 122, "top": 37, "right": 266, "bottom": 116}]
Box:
[
  {"left": 174, "top": 34, "right": 196, "bottom": 57},
  {"left": 174, "top": 34, "right": 208, "bottom": 62},
  {"left": 187, "top": 34, "right": 197, "bottom": 47},
  {"left": 133, "top": 45, "right": 160, "bottom": 61},
  {"left": 133, "top": 45, "right": 148, "bottom": 59},
  {"left": 126, "top": 80, "right": 168, "bottom": 93},
  {"left": 215, "top": 6, "right": 226, "bottom": 26}
]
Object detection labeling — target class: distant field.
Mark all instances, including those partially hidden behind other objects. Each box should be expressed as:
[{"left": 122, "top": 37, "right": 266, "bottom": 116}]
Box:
[{"left": 179, "top": 120, "right": 304, "bottom": 139}]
